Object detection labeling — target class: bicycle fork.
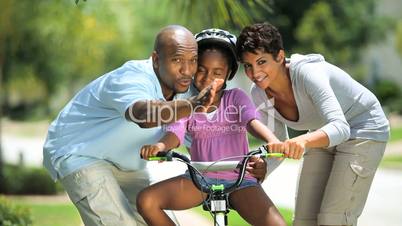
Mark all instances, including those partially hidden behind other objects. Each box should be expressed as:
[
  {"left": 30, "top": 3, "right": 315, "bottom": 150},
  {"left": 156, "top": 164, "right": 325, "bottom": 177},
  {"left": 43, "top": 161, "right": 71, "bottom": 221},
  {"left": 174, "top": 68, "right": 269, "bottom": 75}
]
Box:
[{"left": 204, "top": 185, "right": 229, "bottom": 226}]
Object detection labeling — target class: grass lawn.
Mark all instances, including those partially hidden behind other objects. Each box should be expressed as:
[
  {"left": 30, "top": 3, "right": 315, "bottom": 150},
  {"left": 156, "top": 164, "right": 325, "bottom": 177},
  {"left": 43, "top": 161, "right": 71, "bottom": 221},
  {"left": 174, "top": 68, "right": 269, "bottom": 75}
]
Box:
[
  {"left": 7, "top": 197, "right": 82, "bottom": 226},
  {"left": 390, "top": 126, "right": 402, "bottom": 142},
  {"left": 5, "top": 196, "right": 293, "bottom": 226},
  {"left": 380, "top": 155, "right": 402, "bottom": 170},
  {"left": 193, "top": 205, "right": 293, "bottom": 226},
  {"left": 26, "top": 204, "right": 81, "bottom": 226}
]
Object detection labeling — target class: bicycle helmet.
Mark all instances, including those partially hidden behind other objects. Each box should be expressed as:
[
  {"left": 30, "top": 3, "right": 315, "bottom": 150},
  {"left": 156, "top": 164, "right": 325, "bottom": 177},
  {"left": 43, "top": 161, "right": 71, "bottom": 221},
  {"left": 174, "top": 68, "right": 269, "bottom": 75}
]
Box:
[{"left": 195, "top": 28, "right": 238, "bottom": 81}]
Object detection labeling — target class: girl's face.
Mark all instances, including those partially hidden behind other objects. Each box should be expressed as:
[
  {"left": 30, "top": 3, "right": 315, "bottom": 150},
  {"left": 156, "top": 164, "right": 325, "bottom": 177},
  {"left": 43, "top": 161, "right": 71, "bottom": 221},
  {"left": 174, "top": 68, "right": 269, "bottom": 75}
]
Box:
[
  {"left": 194, "top": 49, "right": 230, "bottom": 91},
  {"left": 241, "top": 49, "right": 284, "bottom": 90}
]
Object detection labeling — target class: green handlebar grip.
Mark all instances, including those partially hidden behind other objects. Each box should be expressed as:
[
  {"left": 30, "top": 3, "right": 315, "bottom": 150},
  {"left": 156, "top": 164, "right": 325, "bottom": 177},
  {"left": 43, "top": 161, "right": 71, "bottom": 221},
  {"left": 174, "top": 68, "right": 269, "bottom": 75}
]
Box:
[
  {"left": 264, "top": 153, "right": 284, "bottom": 158},
  {"left": 148, "top": 157, "right": 168, "bottom": 161},
  {"left": 211, "top": 184, "right": 225, "bottom": 191}
]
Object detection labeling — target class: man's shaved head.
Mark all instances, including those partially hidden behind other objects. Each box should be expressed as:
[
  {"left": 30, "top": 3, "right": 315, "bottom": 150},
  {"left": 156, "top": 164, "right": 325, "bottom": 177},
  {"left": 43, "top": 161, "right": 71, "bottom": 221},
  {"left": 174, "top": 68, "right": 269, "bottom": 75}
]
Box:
[
  {"left": 152, "top": 25, "right": 198, "bottom": 100},
  {"left": 154, "top": 25, "right": 196, "bottom": 54}
]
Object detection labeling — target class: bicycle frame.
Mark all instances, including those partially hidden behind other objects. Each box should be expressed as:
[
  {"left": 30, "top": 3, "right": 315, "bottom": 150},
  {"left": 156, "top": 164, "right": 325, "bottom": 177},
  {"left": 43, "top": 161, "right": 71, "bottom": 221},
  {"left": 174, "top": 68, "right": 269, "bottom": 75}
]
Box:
[{"left": 149, "top": 145, "right": 284, "bottom": 226}]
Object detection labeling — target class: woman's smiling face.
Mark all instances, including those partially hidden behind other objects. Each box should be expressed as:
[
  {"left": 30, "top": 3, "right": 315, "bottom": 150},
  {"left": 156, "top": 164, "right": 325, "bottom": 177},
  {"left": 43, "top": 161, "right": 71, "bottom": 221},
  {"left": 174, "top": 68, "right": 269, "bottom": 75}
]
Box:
[
  {"left": 194, "top": 49, "right": 230, "bottom": 91},
  {"left": 241, "top": 49, "right": 283, "bottom": 90}
]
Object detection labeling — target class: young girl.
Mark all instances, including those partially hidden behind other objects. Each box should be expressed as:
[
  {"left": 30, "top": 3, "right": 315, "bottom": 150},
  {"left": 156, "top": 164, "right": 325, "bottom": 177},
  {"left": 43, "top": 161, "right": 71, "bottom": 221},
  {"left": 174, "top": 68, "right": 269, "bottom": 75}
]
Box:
[{"left": 137, "top": 28, "right": 286, "bottom": 226}]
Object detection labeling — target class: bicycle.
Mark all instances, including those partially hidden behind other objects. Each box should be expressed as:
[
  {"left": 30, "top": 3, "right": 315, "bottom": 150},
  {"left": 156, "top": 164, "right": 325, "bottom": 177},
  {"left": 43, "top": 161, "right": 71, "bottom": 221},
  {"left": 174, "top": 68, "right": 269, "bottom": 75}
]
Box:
[{"left": 148, "top": 145, "right": 284, "bottom": 226}]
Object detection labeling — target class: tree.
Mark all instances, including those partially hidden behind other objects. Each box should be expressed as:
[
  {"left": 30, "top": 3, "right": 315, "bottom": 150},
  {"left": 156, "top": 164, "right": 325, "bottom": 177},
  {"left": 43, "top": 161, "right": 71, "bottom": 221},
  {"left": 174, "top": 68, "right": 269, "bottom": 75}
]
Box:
[
  {"left": 0, "top": 1, "right": 129, "bottom": 118},
  {"left": 0, "top": 0, "right": 16, "bottom": 193},
  {"left": 294, "top": 0, "right": 391, "bottom": 68},
  {"left": 3, "top": 0, "right": 392, "bottom": 119},
  {"left": 396, "top": 20, "right": 402, "bottom": 57}
]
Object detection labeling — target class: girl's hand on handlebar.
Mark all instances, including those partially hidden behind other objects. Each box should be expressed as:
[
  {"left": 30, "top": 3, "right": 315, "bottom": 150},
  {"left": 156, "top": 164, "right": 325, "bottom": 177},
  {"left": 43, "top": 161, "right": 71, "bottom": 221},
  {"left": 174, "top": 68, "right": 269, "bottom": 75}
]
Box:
[
  {"left": 140, "top": 142, "right": 166, "bottom": 160},
  {"left": 246, "top": 156, "right": 267, "bottom": 182}
]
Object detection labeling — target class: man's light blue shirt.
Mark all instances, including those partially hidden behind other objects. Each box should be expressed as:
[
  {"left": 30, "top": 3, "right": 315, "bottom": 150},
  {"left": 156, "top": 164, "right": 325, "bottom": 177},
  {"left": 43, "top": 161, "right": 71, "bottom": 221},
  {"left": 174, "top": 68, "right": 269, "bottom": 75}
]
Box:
[{"left": 43, "top": 59, "right": 166, "bottom": 180}]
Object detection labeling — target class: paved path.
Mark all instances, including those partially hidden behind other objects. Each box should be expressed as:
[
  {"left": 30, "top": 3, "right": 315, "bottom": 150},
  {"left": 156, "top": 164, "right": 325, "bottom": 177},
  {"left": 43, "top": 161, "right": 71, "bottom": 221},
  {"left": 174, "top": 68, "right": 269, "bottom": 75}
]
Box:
[{"left": 2, "top": 135, "right": 402, "bottom": 225}]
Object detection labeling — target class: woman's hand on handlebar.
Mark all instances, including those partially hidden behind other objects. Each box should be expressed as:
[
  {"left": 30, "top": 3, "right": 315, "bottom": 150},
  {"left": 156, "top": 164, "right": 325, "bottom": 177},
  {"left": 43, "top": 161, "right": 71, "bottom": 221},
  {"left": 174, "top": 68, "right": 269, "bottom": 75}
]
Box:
[
  {"left": 140, "top": 142, "right": 166, "bottom": 160},
  {"left": 266, "top": 141, "right": 283, "bottom": 154},
  {"left": 267, "top": 139, "right": 305, "bottom": 160},
  {"left": 282, "top": 138, "right": 305, "bottom": 159}
]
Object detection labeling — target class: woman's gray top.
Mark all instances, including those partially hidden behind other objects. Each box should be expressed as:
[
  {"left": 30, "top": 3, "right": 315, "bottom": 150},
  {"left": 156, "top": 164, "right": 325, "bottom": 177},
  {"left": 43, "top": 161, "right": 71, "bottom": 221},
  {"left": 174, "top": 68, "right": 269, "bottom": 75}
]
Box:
[{"left": 251, "top": 54, "right": 389, "bottom": 147}]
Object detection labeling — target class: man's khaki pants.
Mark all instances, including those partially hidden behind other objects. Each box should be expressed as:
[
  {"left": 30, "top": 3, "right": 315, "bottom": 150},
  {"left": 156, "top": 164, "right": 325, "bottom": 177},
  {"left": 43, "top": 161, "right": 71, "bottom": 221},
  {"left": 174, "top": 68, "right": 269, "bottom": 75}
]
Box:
[{"left": 61, "top": 161, "right": 179, "bottom": 226}]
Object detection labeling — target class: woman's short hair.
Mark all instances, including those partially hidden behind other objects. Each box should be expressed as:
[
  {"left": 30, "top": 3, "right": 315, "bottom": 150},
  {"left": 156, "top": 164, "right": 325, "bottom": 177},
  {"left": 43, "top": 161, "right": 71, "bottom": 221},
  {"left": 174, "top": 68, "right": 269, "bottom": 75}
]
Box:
[{"left": 236, "top": 22, "right": 284, "bottom": 60}]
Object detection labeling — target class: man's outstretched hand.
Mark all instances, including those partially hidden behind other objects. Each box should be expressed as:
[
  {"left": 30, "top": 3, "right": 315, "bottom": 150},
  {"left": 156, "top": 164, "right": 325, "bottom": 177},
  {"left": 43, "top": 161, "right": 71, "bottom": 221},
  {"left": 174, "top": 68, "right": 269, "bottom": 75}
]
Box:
[{"left": 190, "top": 79, "right": 224, "bottom": 112}]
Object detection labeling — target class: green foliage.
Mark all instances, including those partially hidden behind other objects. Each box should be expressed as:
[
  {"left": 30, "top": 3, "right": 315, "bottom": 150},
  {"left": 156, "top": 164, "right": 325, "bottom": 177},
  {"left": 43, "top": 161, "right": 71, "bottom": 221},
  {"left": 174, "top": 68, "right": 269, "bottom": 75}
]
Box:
[
  {"left": 0, "top": 196, "right": 32, "bottom": 226},
  {"left": 1, "top": 0, "right": 397, "bottom": 119},
  {"left": 3, "top": 164, "right": 62, "bottom": 195},
  {"left": 295, "top": 2, "right": 343, "bottom": 62},
  {"left": 396, "top": 20, "right": 402, "bottom": 57},
  {"left": 156, "top": 0, "right": 272, "bottom": 31},
  {"left": 22, "top": 168, "right": 60, "bottom": 195},
  {"left": 373, "top": 79, "right": 402, "bottom": 114},
  {"left": 295, "top": 0, "right": 391, "bottom": 66},
  {"left": 0, "top": 0, "right": 137, "bottom": 118},
  {"left": 263, "top": 0, "right": 315, "bottom": 51},
  {"left": 373, "top": 80, "right": 401, "bottom": 102},
  {"left": 75, "top": 0, "right": 86, "bottom": 5}
]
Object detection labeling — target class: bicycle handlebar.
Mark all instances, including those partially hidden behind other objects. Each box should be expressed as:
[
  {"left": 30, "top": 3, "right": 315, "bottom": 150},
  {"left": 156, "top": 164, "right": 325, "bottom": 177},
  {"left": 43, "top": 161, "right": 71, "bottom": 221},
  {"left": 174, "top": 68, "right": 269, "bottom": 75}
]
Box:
[{"left": 148, "top": 145, "right": 284, "bottom": 194}]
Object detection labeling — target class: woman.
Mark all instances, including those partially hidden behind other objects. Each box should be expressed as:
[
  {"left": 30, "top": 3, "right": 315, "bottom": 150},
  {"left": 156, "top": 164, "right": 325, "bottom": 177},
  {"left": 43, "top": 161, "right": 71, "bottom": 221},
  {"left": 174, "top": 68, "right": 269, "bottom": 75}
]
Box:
[
  {"left": 236, "top": 22, "right": 389, "bottom": 226},
  {"left": 137, "top": 28, "right": 286, "bottom": 226}
]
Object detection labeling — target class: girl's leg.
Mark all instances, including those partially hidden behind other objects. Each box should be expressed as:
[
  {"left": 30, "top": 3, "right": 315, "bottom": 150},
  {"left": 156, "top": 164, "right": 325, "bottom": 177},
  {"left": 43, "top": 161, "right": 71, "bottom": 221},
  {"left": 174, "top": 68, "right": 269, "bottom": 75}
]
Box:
[
  {"left": 136, "top": 176, "right": 207, "bottom": 226},
  {"left": 229, "top": 185, "right": 287, "bottom": 226}
]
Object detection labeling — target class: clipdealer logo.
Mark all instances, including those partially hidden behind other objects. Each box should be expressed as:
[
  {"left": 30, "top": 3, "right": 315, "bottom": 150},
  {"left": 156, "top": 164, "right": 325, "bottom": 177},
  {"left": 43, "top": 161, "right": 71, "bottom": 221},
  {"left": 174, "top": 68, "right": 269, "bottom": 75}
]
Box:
[{"left": 128, "top": 97, "right": 277, "bottom": 133}]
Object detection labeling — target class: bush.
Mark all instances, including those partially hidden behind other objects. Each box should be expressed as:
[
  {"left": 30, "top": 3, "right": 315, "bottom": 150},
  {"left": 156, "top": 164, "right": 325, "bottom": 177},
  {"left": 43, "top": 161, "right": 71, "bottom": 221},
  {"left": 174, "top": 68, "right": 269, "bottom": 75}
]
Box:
[
  {"left": 388, "top": 100, "right": 402, "bottom": 114},
  {"left": 3, "top": 165, "right": 26, "bottom": 194},
  {"left": 372, "top": 79, "right": 402, "bottom": 114},
  {"left": 373, "top": 80, "right": 401, "bottom": 103},
  {"left": 22, "top": 168, "right": 58, "bottom": 195},
  {"left": 3, "top": 164, "right": 63, "bottom": 195},
  {"left": 0, "top": 196, "right": 32, "bottom": 226}
]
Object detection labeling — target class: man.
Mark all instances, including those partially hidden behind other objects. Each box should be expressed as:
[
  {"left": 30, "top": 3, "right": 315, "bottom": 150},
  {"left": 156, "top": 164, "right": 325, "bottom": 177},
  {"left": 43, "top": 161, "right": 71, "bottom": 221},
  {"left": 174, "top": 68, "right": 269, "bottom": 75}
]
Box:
[{"left": 43, "top": 25, "right": 222, "bottom": 226}]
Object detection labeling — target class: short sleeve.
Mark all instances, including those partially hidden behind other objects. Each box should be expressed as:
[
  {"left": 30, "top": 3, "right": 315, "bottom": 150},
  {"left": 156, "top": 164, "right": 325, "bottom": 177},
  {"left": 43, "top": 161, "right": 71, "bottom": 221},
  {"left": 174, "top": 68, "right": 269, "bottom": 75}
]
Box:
[
  {"left": 231, "top": 88, "right": 260, "bottom": 126},
  {"left": 165, "top": 118, "right": 189, "bottom": 145},
  {"left": 100, "top": 71, "right": 156, "bottom": 116}
]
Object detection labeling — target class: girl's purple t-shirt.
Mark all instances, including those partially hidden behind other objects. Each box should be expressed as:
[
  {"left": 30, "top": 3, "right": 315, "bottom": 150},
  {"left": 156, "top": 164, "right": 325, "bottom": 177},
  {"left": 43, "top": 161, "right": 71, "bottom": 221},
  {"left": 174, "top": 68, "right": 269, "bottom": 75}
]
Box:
[{"left": 167, "top": 88, "right": 260, "bottom": 181}]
